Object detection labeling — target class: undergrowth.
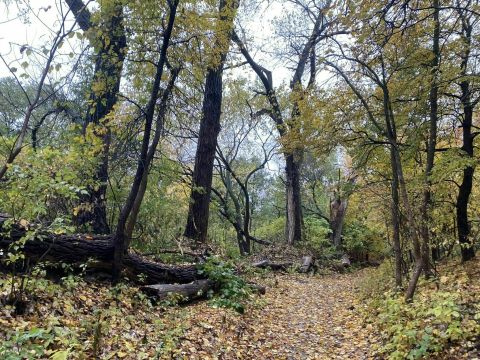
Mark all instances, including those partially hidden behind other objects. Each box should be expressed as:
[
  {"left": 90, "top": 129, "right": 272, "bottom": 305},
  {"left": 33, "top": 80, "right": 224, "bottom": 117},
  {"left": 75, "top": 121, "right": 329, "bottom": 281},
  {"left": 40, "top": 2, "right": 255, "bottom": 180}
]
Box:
[
  {"left": 199, "top": 256, "right": 253, "bottom": 314},
  {"left": 359, "top": 258, "right": 480, "bottom": 359}
]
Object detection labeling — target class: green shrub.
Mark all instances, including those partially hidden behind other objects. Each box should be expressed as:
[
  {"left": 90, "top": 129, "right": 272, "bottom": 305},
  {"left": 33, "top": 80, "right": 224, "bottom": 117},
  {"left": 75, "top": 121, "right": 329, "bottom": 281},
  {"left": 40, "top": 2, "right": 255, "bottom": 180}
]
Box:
[
  {"left": 343, "top": 220, "right": 385, "bottom": 260},
  {"left": 303, "top": 216, "right": 334, "bottom": 257},
  {"left": 254, "top": 216, "right": 285, "bottom": 243},
  {"left": 0, "top": 327, "right": 71, "bottom": 360},
  {"left": 361, "top": 265, "right": 480, "bottom": 359},
  {"left": 198, "top": 256, "right": 252, "bottom": 313}
]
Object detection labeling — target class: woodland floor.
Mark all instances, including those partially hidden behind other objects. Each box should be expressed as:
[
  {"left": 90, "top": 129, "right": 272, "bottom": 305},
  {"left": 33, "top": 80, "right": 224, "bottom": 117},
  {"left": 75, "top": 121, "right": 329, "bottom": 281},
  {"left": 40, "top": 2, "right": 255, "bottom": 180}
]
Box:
[
  {"left": 2, "top": 262, "right": 478, "bottom": 359},
  {"left": 0, "top": 269, "right": 381, "bottom": 359},
  {"left": 177, "top": 271, "right": 380, "bottom": 359}
]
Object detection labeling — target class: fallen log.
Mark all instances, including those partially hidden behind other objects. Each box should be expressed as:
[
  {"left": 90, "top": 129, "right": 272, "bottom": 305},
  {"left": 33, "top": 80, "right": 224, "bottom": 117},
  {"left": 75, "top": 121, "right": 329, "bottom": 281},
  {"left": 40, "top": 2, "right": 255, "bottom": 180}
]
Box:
[
  {"left": 141, "top": 279, "right": 214, "bottom": 301},
  {"left": 0, "top": 216, "right": 201, "bottom": 284},
  {"left": 142, "top": 279, "right": 266, "bottom": 303},
  {"left": 252, "top": 260, "right": 293, "bottom": 271},
  {"left": 298, "top": 256, "right": 314, "bottom": 273}
]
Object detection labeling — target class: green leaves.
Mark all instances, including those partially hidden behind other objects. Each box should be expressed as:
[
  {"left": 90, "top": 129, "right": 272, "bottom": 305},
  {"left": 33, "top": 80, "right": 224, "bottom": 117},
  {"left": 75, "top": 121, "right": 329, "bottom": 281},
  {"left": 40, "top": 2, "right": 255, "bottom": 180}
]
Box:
[
  {"left": 369, "top": 271, "right": 479, "bottom": 359},
  {"left": 50, "top": 350, "right": 70, "bottom": 360},
  {"left": 199, "top": 256, "right": 252, "bottom": 313}
]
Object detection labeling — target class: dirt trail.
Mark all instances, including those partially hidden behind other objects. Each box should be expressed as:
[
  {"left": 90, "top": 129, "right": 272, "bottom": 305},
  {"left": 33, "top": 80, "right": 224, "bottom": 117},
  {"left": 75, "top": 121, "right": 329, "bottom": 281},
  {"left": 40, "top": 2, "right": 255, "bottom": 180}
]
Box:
[{"left": 177, "top": 271, "right": 379, "bottom": 359}]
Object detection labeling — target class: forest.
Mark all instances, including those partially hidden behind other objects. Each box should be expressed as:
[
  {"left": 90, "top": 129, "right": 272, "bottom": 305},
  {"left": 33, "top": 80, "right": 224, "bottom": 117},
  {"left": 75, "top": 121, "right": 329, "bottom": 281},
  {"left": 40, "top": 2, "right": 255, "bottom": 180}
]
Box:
[{"left": 0, "top": 0, "right": 479, "bottom": 359}]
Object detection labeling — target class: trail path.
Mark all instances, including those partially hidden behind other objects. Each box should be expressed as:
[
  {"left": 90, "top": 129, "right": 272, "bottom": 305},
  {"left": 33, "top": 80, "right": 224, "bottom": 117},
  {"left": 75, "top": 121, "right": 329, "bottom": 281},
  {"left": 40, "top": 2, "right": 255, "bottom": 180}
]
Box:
[{"left": 177, "top": 271, "right": 380, "bottom": 359}]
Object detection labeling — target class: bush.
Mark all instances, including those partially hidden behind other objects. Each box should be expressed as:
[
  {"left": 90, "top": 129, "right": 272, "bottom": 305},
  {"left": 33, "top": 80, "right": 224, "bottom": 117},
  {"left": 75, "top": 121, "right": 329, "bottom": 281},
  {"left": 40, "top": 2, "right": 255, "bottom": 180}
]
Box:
[
  {"left": 303, "top": 216, "right": 335, "bottom": 258},
  {"left": 198, "top": 256, "right": 252, "bottom": 313},
  {"left": 254, "top": 216, "right": 286, "bottom": 244},
  {"left": 343, "top": 220, "right": 385, "bottom": 261},
  {"left": 361, "top": 263, "right": 480, "bottom": 359}
]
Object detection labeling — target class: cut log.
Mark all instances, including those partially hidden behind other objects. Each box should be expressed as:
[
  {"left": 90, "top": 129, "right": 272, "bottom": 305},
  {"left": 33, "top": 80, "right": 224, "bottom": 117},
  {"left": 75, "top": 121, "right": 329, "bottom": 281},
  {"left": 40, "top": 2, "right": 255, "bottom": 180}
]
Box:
[
  {"left": 341, "top": 254, "right": 351, "bottom": 267},
  {"left": 299, "top": 256, "right": 314, "bottom": 273},
  {"left": 252, "top": 260, "right": 293, "bottom": 271},
  {"left": 0, "top": 216, "right": 201, "bottom": 284},
  {"left": 141, "top": 279, "right": 214, "bottom": 301}
]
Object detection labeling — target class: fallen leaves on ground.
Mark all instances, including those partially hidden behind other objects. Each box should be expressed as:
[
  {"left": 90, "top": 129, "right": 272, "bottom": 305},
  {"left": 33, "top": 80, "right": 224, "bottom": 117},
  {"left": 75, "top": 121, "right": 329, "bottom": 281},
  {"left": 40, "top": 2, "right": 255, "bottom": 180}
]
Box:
[
  {"left": 176, "top": 271, "right": 380, "bottom": 360},
  {"left": 1, "top": 270, "right": 380, "bottom": 359}
]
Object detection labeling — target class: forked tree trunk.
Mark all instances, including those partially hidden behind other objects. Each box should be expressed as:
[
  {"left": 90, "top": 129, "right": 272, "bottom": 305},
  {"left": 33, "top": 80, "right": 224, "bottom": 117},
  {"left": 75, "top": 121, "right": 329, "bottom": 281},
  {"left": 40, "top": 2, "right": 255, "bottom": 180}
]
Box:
[
  {"left": 112, "top": 0, "right": 178, "bottom": 282},
  {"left": 125, "top": 69, "right": 179, "bottom": 242}
]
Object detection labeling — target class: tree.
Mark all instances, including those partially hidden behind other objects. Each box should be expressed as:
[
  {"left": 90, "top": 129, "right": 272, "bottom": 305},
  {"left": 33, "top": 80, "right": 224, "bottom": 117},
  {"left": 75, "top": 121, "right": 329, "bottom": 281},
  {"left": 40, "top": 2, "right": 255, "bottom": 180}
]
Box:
[
  {"left": 184, "top": 0, "right": 240, "bottom": 243},
  {"left": 323, "top": 1, "right": 434, "bottom": 299},
  {"left": 214, "top": 103, "right": 275, "bottom": 254},
  {"left": 454, "top": 2, "right": 479, "bottom": 262},
  {"left": 66, "top": 0, "right": 127, "bottom": 234},
  {"left": 232, "top": 0, "right": 346, "bottom": 244},
  {"left": 112, "top": 0, "right": 179, "bottom": 282}
]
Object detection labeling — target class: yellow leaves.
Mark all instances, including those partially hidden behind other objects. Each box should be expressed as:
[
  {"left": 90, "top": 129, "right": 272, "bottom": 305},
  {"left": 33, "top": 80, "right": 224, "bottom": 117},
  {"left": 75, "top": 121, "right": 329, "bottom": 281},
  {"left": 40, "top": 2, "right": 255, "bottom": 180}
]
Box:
[
  {"left": 19, "top": 218, "right": 29, "bottom": 228},
  {"left": 50, "top": 350, "right": 70, "bottom": 360},
  {"left": 91, "top": 80, "right": 106, "bottom": 95}
]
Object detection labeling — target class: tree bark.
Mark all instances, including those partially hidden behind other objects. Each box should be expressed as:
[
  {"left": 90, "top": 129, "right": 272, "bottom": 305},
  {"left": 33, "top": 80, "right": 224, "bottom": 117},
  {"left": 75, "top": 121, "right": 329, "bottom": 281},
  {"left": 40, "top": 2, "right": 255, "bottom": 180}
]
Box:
[
  {"left": 113, "top": 0, "right": 178, "bottom": 282},
  {"left": 455, "top": 12, "right": 476, "bottom": 262},
  {"left": 184, "top": 68, "right": 224, "bottom": 242},
  {"left": 285, "top": 153, "right": 304, "bottom": 244},
  {"left": 67, "top": 0, "right": 127, "bottom": 234},
  {"left": 141, "top": 280, "right": 214, "bottom": 301},
  {"left": 420, "top": 0, "right": 440, "bottom": 277},
  {"left": 184, "top": 0, "right": 239, "bottom": 243},
  {"left": 390, "top": 147, "right": 402, "bottom": 288},
  {"left": 299, "top": 256, "right": 314, "bottom": 273},
  {"left": 0, "top": 217, "right": 200, "bottom": 284},
  {"left": 330, "top": 197, "right": 347, "bottom": 248}
]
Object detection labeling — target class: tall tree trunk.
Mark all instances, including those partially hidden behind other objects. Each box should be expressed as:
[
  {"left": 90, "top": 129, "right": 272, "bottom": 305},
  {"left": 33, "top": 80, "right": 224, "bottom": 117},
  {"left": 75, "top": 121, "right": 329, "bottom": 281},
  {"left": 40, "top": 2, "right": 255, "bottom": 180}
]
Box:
[
  {"left": 112, "top": 0, "right": 178, "bottom": 282},
  {"left": 184, "top": 0, "right": 239, "bottom": 242},
  {"left": 124, "top": 69, "right": 179, "bottom": 242},
  {"left": 285, "top": 153, "right": 303, "bottom": 244},
  {"left": 455, "top": 14, "right": 476, "bottom": 262},
  {"left": 184, "top": 68, "right": 224, "bottom": 242},
  {"left": 420, "top": 0, "right": 440, "bottom": 277},
  {"left": 456, "top": 99, "right": 476, "bottom": 261},
  {"left": 384, "top": 89, "right": 423, "bottom": 301},
  {"left": 390, "top": 149, "right": 402, "bottom": 288},
  {"left": 66, "top": 0, "right": 127, "bottom": 234}
]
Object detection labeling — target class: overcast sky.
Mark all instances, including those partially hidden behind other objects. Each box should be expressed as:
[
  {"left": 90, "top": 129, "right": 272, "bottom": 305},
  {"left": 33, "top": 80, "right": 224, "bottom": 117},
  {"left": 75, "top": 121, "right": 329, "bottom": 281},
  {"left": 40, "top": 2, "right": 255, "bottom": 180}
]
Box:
[{"left": 0, "top": 0, "right": 294, "bottom": 83}]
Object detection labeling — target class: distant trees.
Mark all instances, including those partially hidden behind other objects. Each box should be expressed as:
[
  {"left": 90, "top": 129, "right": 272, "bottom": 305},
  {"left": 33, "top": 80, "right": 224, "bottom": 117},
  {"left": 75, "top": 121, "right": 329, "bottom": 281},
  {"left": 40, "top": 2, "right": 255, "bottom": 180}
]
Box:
[{"left": 233, "top": 0, "right": 343, "bottom": 244}]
